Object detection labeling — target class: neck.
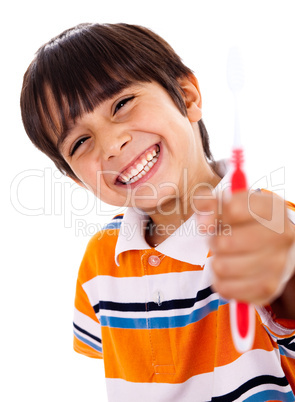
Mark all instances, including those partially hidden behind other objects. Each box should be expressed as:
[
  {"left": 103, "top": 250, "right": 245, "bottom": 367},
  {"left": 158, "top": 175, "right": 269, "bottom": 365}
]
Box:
[{"left": 145, "top": 163, "right": 221, "bottom": 247}]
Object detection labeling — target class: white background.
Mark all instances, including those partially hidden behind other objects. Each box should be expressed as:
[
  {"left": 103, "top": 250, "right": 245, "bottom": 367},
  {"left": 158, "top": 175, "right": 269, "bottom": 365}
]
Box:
[{"left": 2, "top": 1, "right": 295, "bottom": 401}]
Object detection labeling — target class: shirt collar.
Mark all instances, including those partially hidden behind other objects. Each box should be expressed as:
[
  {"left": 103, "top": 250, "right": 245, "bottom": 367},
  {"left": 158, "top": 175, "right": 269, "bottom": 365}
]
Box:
[{"left": 115, "top": 160, "right": 230, "bottom": 266}]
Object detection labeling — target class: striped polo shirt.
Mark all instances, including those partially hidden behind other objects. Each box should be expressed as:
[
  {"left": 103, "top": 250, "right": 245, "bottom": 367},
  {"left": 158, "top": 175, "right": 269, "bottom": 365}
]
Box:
[{"left": 73, "top": 186, "right": 295, "bottom": 401}]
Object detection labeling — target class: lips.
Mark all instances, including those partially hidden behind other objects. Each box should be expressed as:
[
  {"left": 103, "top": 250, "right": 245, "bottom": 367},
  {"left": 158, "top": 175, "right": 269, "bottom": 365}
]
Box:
[{"left": 117, "top": 144, "right": 160, "bottom": 185}]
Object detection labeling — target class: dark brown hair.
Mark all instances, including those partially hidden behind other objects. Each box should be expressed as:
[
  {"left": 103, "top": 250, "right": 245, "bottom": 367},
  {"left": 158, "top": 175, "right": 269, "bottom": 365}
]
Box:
[{"left": 20, "top": 23, "right": 213, "bottom": 180}]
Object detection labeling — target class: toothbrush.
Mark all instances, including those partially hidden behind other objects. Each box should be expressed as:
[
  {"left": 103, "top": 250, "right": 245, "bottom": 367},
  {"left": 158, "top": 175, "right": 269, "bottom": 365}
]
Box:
[{"left": 227, "top": 47, "right": 255, "bottom": 353}]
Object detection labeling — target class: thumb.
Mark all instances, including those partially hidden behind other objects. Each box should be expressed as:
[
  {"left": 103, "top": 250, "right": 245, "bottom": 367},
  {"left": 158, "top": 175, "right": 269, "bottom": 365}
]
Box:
[{"left": 193, "top": 186, "right": 218, "bottom": 228}]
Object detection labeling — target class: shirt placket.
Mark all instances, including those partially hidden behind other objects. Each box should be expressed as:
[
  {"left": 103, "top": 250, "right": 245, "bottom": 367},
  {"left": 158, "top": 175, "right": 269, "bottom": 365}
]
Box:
[{"left": 141, "top": 250, "right": 176, "bottom": 380}]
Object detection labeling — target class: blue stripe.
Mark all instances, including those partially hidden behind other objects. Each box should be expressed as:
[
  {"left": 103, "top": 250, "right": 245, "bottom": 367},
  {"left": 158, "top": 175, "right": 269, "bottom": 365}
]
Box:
[
  {"left": 74, "top": 330, "right": 102, "bottom": 353},
  {"left": 278, "top": 344, "right": 295, "bottom": 359},
  {"left": 279, "top": 345, "right": 287, "bottom": 357},
  {"left": 103, "top": 220, "right": 122, "bottom": 229},
  {"left": 100, "top": 299, "right": 224, "bottom": 329},
  {"left": 244, "top": 389, "right": 294, "bottom": 402}
]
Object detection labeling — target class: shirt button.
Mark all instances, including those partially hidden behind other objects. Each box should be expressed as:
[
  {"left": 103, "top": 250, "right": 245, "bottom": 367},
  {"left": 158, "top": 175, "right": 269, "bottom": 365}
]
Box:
[{"left": 148, "top": 255, "right": 161, "bottom": 266}]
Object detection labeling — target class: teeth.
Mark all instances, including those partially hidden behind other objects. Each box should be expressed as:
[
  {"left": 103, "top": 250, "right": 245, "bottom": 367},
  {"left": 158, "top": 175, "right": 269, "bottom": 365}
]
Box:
[
  {"left": 120, "top": 174, "right": 129, "bottom": 182},
  {"left": 118, "top": 146, "right": 160, "bottom": 184},
  {"left": 130, "top": 168, "right": 138, "bottom": 176}
]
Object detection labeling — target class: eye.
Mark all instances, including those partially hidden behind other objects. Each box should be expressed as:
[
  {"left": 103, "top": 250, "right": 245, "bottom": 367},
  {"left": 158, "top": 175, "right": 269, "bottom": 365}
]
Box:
[
  {"left": 113, "top": 96, "right": 135, "bottom": 115},
  {"left": 70, "top": 136, "right": 91, "bottom": 156}
]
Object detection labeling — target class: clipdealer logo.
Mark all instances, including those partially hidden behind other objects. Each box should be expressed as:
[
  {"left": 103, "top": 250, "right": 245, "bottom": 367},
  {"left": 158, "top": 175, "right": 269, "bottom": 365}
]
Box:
[
  {"left": 9, "top": 168, "right": 125, "bottom": 229},
  {"left": 248, "top": 166, "right": 286, "bottom": 234},
  {"left": 10, "top": 166, "right": 287, "bottom": 236}
]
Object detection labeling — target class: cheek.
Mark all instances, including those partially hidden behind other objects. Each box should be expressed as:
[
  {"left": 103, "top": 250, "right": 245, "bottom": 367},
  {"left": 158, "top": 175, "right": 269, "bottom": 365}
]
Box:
[{"left": 71, "top": 158, "right": 102, "bottom": 187}]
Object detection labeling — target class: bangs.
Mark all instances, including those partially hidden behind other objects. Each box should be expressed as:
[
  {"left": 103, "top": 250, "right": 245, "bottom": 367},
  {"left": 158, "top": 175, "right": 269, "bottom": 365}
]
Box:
[
  {"left": 31, "top": 23, "right": 190, "bottom": 139},
  {"left": 36, "top": 71, "right": 134, "bottom": 143},
  {"left": 33, "top": 29, "right": 143, "bottom": 139}
]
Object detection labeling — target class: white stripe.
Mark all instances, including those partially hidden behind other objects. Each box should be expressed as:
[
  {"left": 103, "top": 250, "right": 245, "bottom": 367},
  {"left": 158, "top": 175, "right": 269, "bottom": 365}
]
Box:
[
  {"left": 82, "top": 270, "right": 208, "bottom": 306},
  {"left": 106, "top": 371, "right": 214, "bottom": 402},
  {"left": 73, "top": 307, "right": 102, "bottom": 339},
  {"left": 212, "top": 348, "right": 288, "bottom": 397},
  {"left": 105, "top": 349, "right": 292, "bottom": 402}
]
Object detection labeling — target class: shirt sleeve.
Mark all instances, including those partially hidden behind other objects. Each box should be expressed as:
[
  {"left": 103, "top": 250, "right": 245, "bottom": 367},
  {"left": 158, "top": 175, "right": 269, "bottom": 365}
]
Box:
[
  {"left": 73, "top": 236, "right": 103, "bottom": 359},
  {"left": 72, "top": 218, "right": 122, "bottom": 359},
  {"left": 73, "top": 278, "right": 103, "bottom": 359}
]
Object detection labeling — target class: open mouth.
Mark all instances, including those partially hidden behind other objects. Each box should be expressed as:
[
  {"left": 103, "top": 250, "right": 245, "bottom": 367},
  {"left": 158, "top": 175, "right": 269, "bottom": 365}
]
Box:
[{"left": 117, "top": 144, "right": 160, "bottom": 185}]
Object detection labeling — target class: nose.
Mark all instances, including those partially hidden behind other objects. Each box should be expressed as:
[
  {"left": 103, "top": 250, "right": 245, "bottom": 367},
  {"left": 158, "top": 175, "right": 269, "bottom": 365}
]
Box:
[{"left": 99, "top": 129, "right": 132, "bottom": 161}]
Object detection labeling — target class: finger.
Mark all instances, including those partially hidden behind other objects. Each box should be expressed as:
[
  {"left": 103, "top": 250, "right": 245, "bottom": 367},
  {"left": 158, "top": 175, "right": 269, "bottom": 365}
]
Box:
[
  {"left": 212, "top": 276, "right": 269, "bottom": 304},
  {"left": 209, "top": 220, "right": 288, "bottom": 255},
  {"left": 193, "top": 187, "right": 219, "bottom": 228},
  {"left": 212, "top": 276, "right": 282, "bottom": 305},
  {"left": 212, "top": 250, "right": 265, "bottom": 280},
  {"left": 211, "top": 250, "right": 286, "bottom": 303},
  {"left": 221, "top": 190, "right": 287, "bottom": 230},
  {"left": 194, "top": 190, "right": 268, "bottom": 232}
]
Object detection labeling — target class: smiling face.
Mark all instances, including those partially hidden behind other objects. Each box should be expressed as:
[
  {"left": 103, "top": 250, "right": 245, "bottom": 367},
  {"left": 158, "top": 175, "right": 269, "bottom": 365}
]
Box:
[{"left": 56, "top": 79, "right": 218, "bottom": 215}]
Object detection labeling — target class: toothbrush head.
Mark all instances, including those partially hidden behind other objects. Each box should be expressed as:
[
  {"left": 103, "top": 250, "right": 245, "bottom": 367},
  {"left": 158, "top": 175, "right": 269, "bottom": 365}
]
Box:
[{"left": 227, "top": 46, "right": 245, "bottom": 94}]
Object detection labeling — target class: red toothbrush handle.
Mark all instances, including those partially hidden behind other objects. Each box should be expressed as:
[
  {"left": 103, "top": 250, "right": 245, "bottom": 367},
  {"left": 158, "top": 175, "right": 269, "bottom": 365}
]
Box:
[
  {"left": 231, "top": 148, "right": 247, "bottom": 191},
  {"left": 230, "top": 148, "right": 255, "bottom": 353}
]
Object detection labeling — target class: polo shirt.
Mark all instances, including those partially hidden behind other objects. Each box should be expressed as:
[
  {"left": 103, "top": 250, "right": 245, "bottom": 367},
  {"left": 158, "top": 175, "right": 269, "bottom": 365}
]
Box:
[{"left": 73, "top": 169, "right": 295, "bottom": 402}]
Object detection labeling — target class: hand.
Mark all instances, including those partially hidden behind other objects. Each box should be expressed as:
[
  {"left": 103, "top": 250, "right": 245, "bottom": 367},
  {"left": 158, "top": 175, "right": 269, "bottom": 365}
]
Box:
[{"left": 195, "top": 189, "right": 295, "bottom": 306}]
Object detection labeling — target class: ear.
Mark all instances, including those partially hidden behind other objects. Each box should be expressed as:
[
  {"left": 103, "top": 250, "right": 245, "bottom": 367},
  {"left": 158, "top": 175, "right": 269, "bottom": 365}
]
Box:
[{"left": 178, "top": 74, "right": 202, "bottom": 122}]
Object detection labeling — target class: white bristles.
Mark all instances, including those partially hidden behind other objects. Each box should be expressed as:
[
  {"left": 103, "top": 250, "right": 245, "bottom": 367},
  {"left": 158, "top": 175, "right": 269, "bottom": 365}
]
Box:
[
  {"left": 227, "top": 46, "right": 245, "bottom": 93},
  {"left": 227, "top": 46, "right": 245, "bottom": 148}
]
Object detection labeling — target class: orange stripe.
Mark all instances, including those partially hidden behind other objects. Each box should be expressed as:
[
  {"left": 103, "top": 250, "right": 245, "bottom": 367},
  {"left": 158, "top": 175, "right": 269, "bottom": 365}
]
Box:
[
  {"left": 280, "top": 355, "right": 295, "bottom": 393},
  {"left": 102, "top": 304, "right": 280, "bottom": 382},
  {"left": 207, "top": 249, "right": 213, "bottom": 258},
  {"left": 79, "top": 228, "right": 205, "bottom": 278},
  {"left": 77, "top": 229, "right": 119, "bottom": 282},
  {"left": 117, "top": 249, "right": 204, "bottom": 277},
  {"left": 286, "top": 200, "right": 295, "bottom": 212},
  {"left": 102, "top": 316, "right": 219, "bottom": 382},
  {"left": 214, "top": 304, "right": 276, "bottom": 366}
]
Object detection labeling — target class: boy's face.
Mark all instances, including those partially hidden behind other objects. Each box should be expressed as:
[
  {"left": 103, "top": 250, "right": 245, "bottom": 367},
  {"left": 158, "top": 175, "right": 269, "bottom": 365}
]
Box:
[{"left": 57, "top": 79, "right": 212, "bottom": 214}]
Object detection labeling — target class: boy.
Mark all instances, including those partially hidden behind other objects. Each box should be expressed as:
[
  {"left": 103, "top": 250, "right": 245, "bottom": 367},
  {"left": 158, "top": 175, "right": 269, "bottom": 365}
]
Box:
[{"left": 21, "top": 23, "right": 295, "bottom": 401}]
